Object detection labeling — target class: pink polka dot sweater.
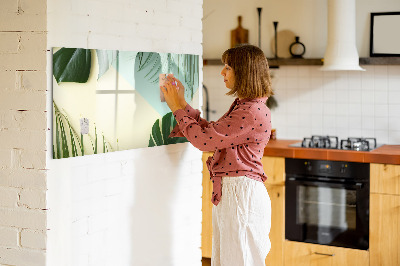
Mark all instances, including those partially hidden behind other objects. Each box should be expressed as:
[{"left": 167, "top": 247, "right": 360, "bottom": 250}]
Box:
[{"left": 169, "top": 97, "right": 272, "bottom": 206}]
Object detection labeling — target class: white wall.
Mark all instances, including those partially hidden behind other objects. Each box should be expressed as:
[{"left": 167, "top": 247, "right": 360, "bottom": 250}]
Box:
[
  {"left": 204, "top": 65, "right": 400, "bottom": 144},
  {"left": 0, "top": 0, "right": 48, "bottom": 265},
  {"left": 203, "top": 0, "right": 400, "bottom": 58},
  {"left": 46, "top": 0, "right": 203, "bottom": 266}
]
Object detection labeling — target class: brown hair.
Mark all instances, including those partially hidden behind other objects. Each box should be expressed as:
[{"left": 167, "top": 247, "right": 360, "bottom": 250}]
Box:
[{"left": 221, "top": 44, "right": 273, "bottom": 99}]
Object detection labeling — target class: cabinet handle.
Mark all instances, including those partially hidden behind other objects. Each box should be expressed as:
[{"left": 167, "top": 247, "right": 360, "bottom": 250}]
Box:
[{"left": 313, "top": 252, "right": 335, "bottom": 257}]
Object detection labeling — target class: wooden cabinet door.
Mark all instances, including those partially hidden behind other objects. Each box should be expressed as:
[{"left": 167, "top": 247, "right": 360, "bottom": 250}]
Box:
[
  {"left": 264, "top": 184, "right": 285, "bottom": 266},
  {"left": 262, "top": 156, "right": 285, "bottom": 186},
  {"left": 284, "top": 241, "right": 369, "bottom": 266},
  {"left": 370, "top": 163, "right": 400, "bottom": 195},
  {"left": 202, "top": 152, "right": 213, "bottom": 258},
  {"left": 370, "top": 193, "right": 400, "bottom": 266}
]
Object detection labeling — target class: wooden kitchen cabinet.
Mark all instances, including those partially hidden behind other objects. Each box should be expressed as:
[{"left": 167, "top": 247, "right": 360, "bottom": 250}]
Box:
[
  {"left": 370, "top": 163, "right": 400, "bottom": 195},
  {"left": 202, "top": 152, "right": 213, "bottom": 258},
  {"left": 370, "top": 163, "right": 400, "bottom": 266},
  {"left": 284, "top": 240, "right": 369, "bottom": 266},
  {"left": 201, "top": 154, "right": 286, "bottom": 265}
]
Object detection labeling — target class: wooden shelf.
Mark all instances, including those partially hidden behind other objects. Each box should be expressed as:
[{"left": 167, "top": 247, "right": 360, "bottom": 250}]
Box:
[
  {"left": 203, "top": 57, "right": 400, "bottom": 67},
  {"left": 359, "top": 57, "right": 400, "bottom": 65}
]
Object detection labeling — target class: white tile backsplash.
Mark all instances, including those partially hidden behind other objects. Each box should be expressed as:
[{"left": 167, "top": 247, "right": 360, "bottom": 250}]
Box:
[{"left": 203, "top": 65, "right": 400, "bottom": 144}]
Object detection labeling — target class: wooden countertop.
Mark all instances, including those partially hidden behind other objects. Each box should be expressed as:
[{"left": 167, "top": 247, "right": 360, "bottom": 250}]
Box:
[{"left": 263, "top": 139, "right": 400, "bottom": 165}]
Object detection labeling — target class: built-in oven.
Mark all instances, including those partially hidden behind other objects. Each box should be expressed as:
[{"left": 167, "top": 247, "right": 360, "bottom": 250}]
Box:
[{"left": 285, "top": 158, "right": 370, "bottom": 250}]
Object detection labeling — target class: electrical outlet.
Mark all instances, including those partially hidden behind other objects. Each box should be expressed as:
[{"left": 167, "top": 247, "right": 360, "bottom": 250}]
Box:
[{"left": 80, "top": 118, "right": 89, "bottom": 134}]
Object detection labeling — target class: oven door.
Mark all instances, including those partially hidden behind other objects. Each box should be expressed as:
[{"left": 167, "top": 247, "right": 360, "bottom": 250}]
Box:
[{"left": 285, "top": 177, "right": 369, "bottom": 250}]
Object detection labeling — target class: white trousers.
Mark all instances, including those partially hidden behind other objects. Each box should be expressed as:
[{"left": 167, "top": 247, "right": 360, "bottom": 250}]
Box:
[{"left": 212, "top": 176, "right": 272, "bottom": 266}]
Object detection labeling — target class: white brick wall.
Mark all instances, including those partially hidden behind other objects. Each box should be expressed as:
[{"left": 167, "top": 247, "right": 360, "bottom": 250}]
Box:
[
  {"left": 0, "top": 0, "right": 48, "bottom": 265},
  {"left": 46, "top": 1, "right": 203, "bottom": 266}
]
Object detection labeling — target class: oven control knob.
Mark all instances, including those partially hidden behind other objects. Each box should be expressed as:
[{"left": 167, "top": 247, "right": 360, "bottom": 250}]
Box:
[{"left": 340, "top": 164, "right": 347, "bottom": 174}]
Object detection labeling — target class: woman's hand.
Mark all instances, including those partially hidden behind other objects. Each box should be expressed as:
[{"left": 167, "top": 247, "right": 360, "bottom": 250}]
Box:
[{"left": 161, "top": 76, "right": 186, "bottom": 113}]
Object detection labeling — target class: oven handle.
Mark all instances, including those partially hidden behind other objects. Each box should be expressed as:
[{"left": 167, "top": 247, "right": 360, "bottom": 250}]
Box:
[{"left": 286, "top": 177, "right": 364, "bottom": 189}]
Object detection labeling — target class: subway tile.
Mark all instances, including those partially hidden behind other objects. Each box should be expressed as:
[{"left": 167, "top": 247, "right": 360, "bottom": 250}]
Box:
[
  {"left": 374, "top": 90, "right": 388, "bottom": 104},
  {"left": 285, "top": 66, "right": 298, "bottom": 77},
  {"left": 374, "top": 130, "right": 389, "bottom": 144},
  {"left": 349, "top": 128, "right": 362, "bottom": 137},
  {"left": 374, "top": 77, "right": 388, "bottom": 91},
  {"left": 336, "top": 90, "right": 349, "bottom": 103},
  {"left": 388, "top": 131, "right": 400, "bottom": 144},
  {"left": 348, "top": 116, "right": 362, "bottom": 129},
  {"left": 388, "top": 117, "right": 400, "bottom": 131},
  {"left": 348, "top": 90, "right": 362, "bottom": 103},
  {"left": 298, "top": 77, "right": 310, "bottom": 89},
  {"left": 336, "top": 103, "right": 349, "bottom": 116},
  {"left": 323, "top": 103, "right": 336, "bottom": 115},
  {"left": 388, "top": 91, "right": 400, "bottom": 104},
  {"left": 362, "top": 104, "right": 375, "bottom": 117},
  {"left": 298, "top": 67, "right": 311, "bottom": 78},
  {"left": 374, "top": 117, "right": 389, "bottom": 131},
  {"left": 374, "top": 65, "right": 388, "bottom": 78},
  {"left": 388, "top": 65, "right": 400, "bottom": 76},
  {"left": 286, "top": 77, "right": 299, "bottom": 89},
  {"left": 388, "top": 104, "right": 400, "bottom": 117},
  {"left": 335, "top": 115, "right": 348, "bottom": 129},
  {"left": 361, "top": 90, "right": 374, "bottom": 104},
  {"left": 348, "top": 103, "right": 362, "bottom": 116},
  {"left": 375, "top": 104, "right": 389, "bottom": 117},
  {"left": 388, "top": 76, "right": 400, "bottom": 91}
]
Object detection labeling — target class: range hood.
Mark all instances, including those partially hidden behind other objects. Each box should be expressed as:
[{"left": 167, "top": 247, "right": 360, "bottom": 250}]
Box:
[{"left": 320, "top": 0, "right": 365, "bottom": 71}]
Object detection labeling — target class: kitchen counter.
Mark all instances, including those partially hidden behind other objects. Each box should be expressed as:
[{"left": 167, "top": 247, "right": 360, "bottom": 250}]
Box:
[{"left": 264, "top": 139, "right": 400, "bottom": 165}]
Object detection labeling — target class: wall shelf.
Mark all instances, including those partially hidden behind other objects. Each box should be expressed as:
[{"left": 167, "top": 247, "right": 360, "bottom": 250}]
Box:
[{"left": 203, "top": 57, "right": 400, "bottom": 67}]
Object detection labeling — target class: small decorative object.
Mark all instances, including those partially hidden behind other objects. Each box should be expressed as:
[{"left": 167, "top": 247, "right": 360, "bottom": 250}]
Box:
[
  {"left": 231, "top": 16, "right": 249, "bottom": 48},
  {"left": 270, "top": 129, "right": 277, "bottom": 140},
  {"left": 289, "top": 36, "right": 306, "bottom": 58},
  {"left": 257, "top": 8, "right": 262, "bottom": 48},
  {"left": 273, "top": 21, "right": 279, "bottom": 58},
  {"left": 370, "top": 12, "right": 400, "bottom": 57}
]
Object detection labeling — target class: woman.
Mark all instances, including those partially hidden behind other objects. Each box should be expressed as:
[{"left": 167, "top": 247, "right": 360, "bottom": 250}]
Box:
[{"left": 161, "top": 44, "right": 273, "bottom": 266}]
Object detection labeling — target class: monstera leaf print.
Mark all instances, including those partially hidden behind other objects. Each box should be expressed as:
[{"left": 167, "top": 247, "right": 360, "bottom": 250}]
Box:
[
  {"left": 53, "top": 48, "right": 92, "bottom": 83},
  {"left": 148, "top": 112, "right": 188, "bottom": 147}
]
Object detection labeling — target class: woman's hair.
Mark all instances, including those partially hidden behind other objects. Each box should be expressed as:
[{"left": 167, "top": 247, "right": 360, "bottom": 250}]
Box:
[{"left": 221, "top": 44, "right": 273, "bottom": 99}]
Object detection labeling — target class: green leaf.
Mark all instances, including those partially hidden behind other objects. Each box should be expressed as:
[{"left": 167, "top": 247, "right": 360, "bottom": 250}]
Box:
[
  {"left": 97, "top": 50, "right": 116, "bottom": 80},
  {"left": 151, "top": 119, "right": 163, "bottom": 146},
  {"left": 161, "top": 112, "right": 173, "bottom": 145},
  {"left": 148, "top": 112, "right": 188, "bottom": 147},
  {"left": 53, "top": 48, "right": 91, "bottom": 83}
]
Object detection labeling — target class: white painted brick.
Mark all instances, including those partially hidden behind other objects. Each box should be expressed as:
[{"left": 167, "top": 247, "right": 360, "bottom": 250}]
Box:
[
  {"left": 19, "top": 189, "right": 46, "bottom": 209},
  {"left": 0, "top": 110, "right": 47, "bottom": 131},
  {"left": 180, "top": 16, "right": 202, "bottom": 30},
  {"left": 0, "top": 32, "right": 47, "bottom": 71},
  {"left": 0, "top": 227, "right": 19, "bottom": 247},
  {"left": 0, "top": 187, "right": 19, "bottom": 208},
  {"left": 0, "top": 9, "right": 46, "bottom": 32},
  {"left": 0, "top": 149, "right": 11, "bottom": 169},
  {"left": 20, "top": 229, "right": 46, "bottom": 250},
  {"left": 0, "top": 90, "right": 46, "bottom": 111},
  {"left": 0, "top": 0, "right": 18, "bottom": 13},
  {"left": 136, "top": 24, "right": 170, "bottom": 41},
  {"left": 0, "top": 71, "right": 16, "bottom": 90},
  {"left": 19, "top": 0, "right": 47, "bottom": 15},
  {"left": 0, "top": 208, "right": 46, "bottom": 230},
  {"left": 0, "top": 129, "right": 46, "bottom": 151},
  {"left": 16, "top": 70, "right": 47, "bottom": 91},
  {"left": 0, "top": 32, "right": 20, "bottom": 54},
  {"left": 0, "top": 169, "right": 47, "bottom": 189},
  {"left": 20, "top": 150, "right": 46, "bottom": 170},
  {"left": 88, "top": 211, "right": 109, "bottom": 233},
  {"left": 0, "top": 247, "right": 45, "bottom": 266}
]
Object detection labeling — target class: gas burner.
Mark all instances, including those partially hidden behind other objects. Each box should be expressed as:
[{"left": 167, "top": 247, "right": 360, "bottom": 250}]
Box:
[
  {"left": 301, "top": 135, "right": 339, "bottom": 149},
  {"left": 340, "top": 137, "right": 377, "bottom": 151}
]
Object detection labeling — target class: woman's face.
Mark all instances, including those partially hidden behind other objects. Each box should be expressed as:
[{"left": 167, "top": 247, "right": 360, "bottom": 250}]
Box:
[{"left": 220, "top": 64, "right": 235, "bottom": 90}]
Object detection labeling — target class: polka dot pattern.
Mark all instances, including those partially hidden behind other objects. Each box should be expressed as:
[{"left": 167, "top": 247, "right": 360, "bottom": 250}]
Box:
[{"left": 169, "top": 97, "right": 272, "bottom": 206}]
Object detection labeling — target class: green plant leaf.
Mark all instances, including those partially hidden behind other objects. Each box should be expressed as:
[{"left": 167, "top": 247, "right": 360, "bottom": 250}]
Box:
[
  {"left": 148, "top": 112, "right": 188, "bottom": 147},
  {"left": 53, "top": 48, "right": 91, "bottom": 83},
  {"left": 151, "top": 119, "right": 163, "bottom": 146}
]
